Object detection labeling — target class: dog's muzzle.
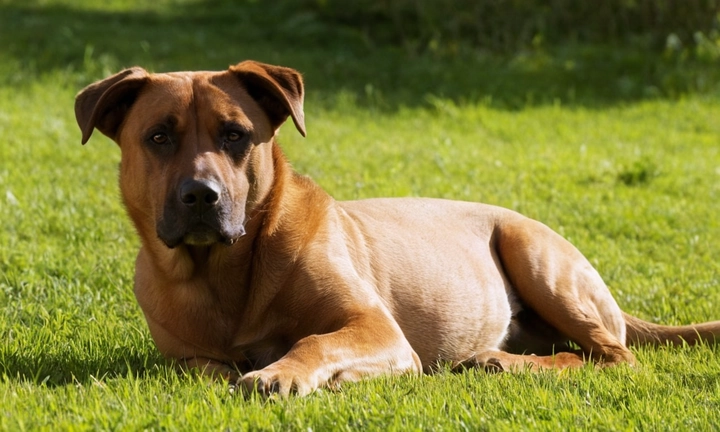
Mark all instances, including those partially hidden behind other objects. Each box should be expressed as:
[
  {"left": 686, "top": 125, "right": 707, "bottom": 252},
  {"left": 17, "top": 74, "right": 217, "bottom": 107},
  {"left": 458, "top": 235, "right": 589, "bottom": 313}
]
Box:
[{"left": 156, "top": 178, "right": 246, "bottom": 248}]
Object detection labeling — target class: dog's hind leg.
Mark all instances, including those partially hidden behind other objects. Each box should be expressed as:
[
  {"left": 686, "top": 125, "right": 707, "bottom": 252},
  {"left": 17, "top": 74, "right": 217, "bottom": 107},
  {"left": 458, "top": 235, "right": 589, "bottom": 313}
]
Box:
[{"left": 495, "top": 217, "right": 636, "bottom": 366}]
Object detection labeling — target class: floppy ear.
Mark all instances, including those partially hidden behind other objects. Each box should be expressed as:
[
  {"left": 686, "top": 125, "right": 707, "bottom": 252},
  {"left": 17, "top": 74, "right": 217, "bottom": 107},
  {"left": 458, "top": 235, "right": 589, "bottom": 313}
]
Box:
[
  {"left": 75, "top": 67, "right": 149, "bottom": 144},
  {"left": 229, "top": 60, "right": 306, "bottom": 137}
]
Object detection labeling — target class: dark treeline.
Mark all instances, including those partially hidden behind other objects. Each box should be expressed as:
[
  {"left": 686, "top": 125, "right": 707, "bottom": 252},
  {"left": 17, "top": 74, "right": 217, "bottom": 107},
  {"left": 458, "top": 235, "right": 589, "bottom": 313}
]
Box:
[{"left": 300, "top": 0, "right": 720, "bottom": 52}]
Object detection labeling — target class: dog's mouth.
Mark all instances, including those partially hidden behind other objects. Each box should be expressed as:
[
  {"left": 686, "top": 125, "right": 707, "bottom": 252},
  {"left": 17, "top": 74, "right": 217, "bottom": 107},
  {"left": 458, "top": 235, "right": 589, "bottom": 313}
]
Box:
[
  {"left": 182, "top": 223, "right": 224, "bottom": 246},
  {"left": 158, "top": 220, "right": 246, "bottom": 249}
]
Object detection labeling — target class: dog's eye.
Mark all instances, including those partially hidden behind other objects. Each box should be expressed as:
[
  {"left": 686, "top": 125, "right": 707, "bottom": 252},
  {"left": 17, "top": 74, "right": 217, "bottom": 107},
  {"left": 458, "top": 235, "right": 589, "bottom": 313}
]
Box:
[
  {"left": 151, "top": 133, "right": 169, "bottom": 145},
  {"left": 226, "top": 131, "right": 243, "bottom": 142},
  {"left": 220, "top": 128, "right": 250, "bottom": 158}
]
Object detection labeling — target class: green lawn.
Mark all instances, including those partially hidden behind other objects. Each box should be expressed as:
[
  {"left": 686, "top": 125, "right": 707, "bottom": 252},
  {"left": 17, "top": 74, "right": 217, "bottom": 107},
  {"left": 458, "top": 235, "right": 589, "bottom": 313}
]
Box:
[{"left": 2, "top": 0, "right": 720, "bottom": 430}]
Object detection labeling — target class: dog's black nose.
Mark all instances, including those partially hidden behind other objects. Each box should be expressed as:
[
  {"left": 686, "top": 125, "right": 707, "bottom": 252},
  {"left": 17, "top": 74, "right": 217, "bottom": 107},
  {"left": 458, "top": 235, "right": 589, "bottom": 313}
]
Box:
[{"left": 180, "top": 179, "right": 221, "bottom": 209}]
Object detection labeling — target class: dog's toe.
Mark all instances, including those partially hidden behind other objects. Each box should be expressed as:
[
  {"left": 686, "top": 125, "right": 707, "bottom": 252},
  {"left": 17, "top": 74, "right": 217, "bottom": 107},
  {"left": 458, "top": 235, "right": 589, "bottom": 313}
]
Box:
[
  {"left": 480, "top": 357, "right": 505, "bottom": 373},
  {"left": 240, "top": 368, "right": 313, "bottom": 398}
]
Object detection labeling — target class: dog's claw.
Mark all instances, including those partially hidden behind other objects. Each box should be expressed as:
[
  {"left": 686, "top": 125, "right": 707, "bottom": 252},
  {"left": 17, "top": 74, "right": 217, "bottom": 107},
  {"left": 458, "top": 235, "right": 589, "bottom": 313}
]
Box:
[{"left": 482, "top": 357, "right": 505, "bottom": 373}]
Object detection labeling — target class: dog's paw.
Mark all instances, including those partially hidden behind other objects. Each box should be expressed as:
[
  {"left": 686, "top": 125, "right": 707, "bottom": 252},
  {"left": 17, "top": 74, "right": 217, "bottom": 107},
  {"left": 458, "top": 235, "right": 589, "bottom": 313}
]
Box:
[
  {"left": 452, "top": 355, "right": 505, "bottom": 373},
  {"left": 239, "top": 364, "right": 316, "bottom": 397}
]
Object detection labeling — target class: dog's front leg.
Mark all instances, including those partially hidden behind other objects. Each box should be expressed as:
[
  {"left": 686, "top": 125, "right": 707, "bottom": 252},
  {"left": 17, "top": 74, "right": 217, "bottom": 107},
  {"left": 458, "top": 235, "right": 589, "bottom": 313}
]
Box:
[{"left": 240, "top": 309, "right": 422, "bottom": 397}]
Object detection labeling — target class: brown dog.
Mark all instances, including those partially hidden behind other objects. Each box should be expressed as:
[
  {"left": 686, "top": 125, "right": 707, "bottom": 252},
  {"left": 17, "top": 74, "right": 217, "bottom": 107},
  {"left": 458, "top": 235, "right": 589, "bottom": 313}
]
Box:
[{"left": 75, "top": 61, "right": 720, "bottom": 396}]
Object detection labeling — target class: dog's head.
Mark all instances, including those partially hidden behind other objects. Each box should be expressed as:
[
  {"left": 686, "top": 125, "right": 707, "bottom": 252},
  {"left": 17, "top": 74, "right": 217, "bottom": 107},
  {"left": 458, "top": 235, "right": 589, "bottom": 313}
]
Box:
[{"left": 75, "top": 61, "right": 305, "bottom": 249}]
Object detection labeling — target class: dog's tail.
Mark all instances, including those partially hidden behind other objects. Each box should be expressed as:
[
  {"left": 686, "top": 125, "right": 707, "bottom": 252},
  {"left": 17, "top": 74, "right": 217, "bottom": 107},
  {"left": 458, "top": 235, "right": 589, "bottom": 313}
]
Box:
[{"left": 624, "top": 312, "right": 720, "bottom": 347}]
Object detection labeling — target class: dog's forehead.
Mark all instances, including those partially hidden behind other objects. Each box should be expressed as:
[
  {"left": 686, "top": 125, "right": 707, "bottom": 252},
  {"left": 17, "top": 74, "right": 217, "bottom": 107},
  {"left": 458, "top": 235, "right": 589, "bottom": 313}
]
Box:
[
  {"left": 142, "top": 70, "right": 225, "bottom": 105},
  {"left": 148, "top": 69, "right": 248, "bottom": 97},
  {"left": 129, "top": 70, "right": 259, "bottom": 130}
]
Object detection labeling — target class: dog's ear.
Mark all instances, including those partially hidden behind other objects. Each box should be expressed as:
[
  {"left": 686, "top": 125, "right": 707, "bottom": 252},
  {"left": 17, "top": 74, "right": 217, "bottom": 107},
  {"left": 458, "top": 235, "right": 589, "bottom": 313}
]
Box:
[
  {"left": 75, "top": 67, "right": 149, "bottom": 144},
  {"left": 229, "top": 61, "right": 306, "bottom": 137}
]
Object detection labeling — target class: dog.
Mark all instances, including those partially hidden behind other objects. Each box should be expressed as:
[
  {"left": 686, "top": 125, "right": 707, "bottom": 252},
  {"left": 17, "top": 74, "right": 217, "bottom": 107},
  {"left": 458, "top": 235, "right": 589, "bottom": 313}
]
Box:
[{"left": 75, "top": 60, "right": 720, "bottom": 396}]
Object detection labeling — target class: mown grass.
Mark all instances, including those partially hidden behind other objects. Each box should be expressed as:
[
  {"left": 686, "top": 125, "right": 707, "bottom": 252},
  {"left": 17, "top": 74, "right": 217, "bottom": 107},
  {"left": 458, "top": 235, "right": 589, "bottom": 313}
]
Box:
[{"left": 2, "top": 0, "right": 720, "bottom": 430}]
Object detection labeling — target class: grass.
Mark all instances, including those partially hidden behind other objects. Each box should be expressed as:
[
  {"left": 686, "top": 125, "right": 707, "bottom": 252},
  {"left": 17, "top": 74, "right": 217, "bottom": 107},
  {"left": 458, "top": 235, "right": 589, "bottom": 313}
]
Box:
[{"left": 1, "top": 0, "right": 720, "bottom": 430}]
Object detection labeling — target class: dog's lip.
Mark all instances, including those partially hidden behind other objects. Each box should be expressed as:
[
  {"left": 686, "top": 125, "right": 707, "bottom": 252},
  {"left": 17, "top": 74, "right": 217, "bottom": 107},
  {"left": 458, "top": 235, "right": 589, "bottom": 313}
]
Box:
[
  {"left": 178, "top": 222, "right": 246, "bottom": 247},
  {"left": 182, "top": 225, "right": 222, "bottom": 246},
  {"left": 222, "top": 224, "right": 247, "bottom": 245},
  {"left": 156, "top": 214, "right": 247, "bottom": 249}
]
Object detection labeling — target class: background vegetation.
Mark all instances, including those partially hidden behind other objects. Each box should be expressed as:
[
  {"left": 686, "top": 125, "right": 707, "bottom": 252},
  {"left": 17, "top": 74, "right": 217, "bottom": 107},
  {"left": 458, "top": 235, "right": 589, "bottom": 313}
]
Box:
[
  {"left": 1, "top": 0, "right": 720, "bottom": 430},
  {"left": 305, "top": 0, "right": 720, "bottom": 52}
]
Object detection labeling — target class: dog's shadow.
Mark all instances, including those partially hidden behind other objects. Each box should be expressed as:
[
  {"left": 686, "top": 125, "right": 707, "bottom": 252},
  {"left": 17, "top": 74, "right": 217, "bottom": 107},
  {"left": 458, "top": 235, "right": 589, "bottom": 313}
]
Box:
[{"left": 0, "top": 346, "right": 167, "bottom": 387}]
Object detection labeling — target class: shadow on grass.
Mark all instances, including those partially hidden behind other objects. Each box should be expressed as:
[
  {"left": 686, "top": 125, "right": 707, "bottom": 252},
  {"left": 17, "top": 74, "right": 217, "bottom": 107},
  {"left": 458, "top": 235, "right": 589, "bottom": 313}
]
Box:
[
  {"left": 0, "top": 348, "right": 167, "bottom": 387},
  {"left": 2, "top": 0, "right": 717, "bottom": 110}
]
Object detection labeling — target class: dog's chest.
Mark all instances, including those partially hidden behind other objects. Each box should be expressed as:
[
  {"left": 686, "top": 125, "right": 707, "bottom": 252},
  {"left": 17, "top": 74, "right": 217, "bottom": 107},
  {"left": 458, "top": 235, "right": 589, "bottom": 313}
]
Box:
[{"left": 135, "top": 276, "right": 248, "bottom": 353}]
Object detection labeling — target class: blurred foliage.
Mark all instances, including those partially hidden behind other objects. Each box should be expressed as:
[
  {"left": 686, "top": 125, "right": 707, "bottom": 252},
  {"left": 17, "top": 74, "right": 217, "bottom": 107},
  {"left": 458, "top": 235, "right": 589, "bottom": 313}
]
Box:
[
  {"left": 304, "top": 0, "right": 720, "bottom": 54},
  {"left": 0, "top": 0, "right": 719, "bottom": 109}
]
